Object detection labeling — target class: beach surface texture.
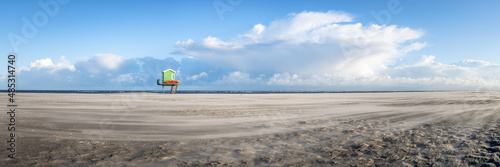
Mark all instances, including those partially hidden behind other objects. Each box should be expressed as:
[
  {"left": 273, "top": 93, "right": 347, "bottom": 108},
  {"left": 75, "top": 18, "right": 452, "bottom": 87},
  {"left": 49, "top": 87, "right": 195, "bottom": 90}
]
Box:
[{"left": 1, "top": 92, "right": 500, "bottom": 166}]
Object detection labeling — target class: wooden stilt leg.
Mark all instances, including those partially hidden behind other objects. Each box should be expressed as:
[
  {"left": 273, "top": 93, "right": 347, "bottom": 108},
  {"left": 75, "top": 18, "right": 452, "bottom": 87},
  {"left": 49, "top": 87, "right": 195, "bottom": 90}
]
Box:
[{"left": 162, "top": 85, "right": 165, "bottom": 94}]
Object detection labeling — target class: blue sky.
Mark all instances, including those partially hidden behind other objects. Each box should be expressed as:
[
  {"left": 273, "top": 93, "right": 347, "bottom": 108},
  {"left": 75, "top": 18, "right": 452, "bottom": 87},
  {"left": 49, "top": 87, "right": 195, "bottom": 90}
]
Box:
[{"left": 1, "top": 0, "right": 500, "bottom": 90}]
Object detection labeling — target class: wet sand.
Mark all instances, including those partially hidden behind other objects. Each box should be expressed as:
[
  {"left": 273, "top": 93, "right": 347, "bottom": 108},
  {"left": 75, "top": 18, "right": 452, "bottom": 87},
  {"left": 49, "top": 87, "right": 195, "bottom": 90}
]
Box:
[{"left": 1, "top": 92, "right": 500, "bottom": 166}]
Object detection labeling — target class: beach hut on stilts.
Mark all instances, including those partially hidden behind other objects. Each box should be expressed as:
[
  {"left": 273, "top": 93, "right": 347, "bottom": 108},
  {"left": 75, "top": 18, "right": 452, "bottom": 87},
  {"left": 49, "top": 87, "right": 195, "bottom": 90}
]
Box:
[{"left": 157, "top": 69, "right": 180, "bottom": 94}]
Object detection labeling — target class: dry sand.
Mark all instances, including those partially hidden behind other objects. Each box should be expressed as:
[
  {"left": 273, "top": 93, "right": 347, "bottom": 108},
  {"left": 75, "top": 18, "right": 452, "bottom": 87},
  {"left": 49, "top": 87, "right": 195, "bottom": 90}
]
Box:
[{"left": 1, "top": 92, "right": 500, "bottom": 166}]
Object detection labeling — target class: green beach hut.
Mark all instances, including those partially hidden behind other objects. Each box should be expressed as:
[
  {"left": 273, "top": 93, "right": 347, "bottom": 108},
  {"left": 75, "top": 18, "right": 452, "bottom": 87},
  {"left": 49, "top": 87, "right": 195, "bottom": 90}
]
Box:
[{"left": 163, "top": 69, "right": 176, "bottom": 82}]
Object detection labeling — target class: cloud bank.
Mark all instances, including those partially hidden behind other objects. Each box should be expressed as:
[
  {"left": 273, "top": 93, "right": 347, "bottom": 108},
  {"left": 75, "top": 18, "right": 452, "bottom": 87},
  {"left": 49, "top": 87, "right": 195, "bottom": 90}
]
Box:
[
  {"left": 9, "top": 11, "right": 500, "bottom": 90},
  {"left": 175, "top": 11, "right": 424, "bottom": 76}
]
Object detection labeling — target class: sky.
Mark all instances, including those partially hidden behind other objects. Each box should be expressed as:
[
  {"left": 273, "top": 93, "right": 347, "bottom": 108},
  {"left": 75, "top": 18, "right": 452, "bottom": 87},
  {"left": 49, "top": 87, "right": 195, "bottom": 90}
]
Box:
[{"left": 1, "top": 0, "right": 500, "bottom": 91}]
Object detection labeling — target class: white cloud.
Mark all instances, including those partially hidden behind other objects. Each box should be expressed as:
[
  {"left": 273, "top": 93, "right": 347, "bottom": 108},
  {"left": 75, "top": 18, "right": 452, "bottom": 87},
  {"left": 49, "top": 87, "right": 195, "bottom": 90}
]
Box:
[
  {"left": 223, "top": 71, "right": 251, "bottom": 83},
  {"left": 20, "top": 56, "right": 75, "bottom": 73},
  {"left": 454, "top": 60, "right": 492, "bottom": 68},
  {"left": 14, "top": 53, "right": 500, "bottom": 90},
  {"left": 264, "top": 10, "right": 353, "bottom": 42},
  {"left": 16, "top": 55, "right": 177, "bottom": 90},
  {"left": 172, "top": 11, "right": 500, "bottom": 90},
  {"left": 267, "top": 73, "right": 303, "bottom": 86},
  {"left": 186, "top": 72, "right": 208, "bottom": 81},
  {"left": 93, "top": 54, "right": 124, "bottom": 70},
  {"left": 11, "top": 11, "right": 500, "bottom": 91},
  {"left": 175, "top": 39, "right": 194, "bottom": 46},
  {"left": 410, "top": 55, "right": 436, "bottom": 66},
  {"left": 111, "top": 73, "right": 136, "bottom": 83},
  {"left": 201, "top": 36, "right": 242, "bottom": 49},
  {"left": 76, "top": 54, "right": 125, "bottom": 74},
  {"left": 402, "top": 42, "right": 427, "bottom": 53},
  {"left": 0, "top": 74, "right": 6, "bottom": 82},
  {"left": 253, "top": 24, "right": 265, "bottom": 34},
  {"left": 175, "top": 10, "right": 424, "bottom": 77}
]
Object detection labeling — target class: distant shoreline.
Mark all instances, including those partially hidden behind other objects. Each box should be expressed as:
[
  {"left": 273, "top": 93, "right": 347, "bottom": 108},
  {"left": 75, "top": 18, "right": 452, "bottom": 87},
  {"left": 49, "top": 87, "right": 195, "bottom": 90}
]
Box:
[{"left": 0, "top": 90, "right": 472, "bottom": 94}]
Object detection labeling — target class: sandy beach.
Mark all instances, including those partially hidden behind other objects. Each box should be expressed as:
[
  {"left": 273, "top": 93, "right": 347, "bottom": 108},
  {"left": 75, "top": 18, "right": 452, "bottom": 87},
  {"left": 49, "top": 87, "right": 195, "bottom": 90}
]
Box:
[{"left": 1, "top": 92, "right": 500, "bottom": 166}]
